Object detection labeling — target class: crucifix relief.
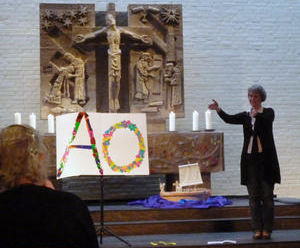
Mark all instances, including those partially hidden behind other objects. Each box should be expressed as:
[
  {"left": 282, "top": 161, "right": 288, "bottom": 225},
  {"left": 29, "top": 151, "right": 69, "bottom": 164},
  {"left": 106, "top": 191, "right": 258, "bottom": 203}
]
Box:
[
  {"left": 75, "top": 10, "right": 152, "bottom": 112},
  {"left": 40, "top": 3, "right": 184, "bottom": 122}
]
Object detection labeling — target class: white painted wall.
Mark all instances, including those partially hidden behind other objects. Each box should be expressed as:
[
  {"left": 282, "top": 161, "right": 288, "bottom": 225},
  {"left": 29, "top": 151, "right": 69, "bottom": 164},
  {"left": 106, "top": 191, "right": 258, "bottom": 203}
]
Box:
[{"left": 0, "top": 0, "right": 299, "bottom": 197}]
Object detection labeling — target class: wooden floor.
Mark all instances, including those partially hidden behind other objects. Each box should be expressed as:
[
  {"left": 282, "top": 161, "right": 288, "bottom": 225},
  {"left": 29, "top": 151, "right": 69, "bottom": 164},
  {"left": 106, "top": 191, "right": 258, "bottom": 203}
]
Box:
[
  {"left": 98, "top": 230, "right": 300, "bottom": 248},
  {"left": 87, "top": 197, "right": 300, "bottom": 247}
]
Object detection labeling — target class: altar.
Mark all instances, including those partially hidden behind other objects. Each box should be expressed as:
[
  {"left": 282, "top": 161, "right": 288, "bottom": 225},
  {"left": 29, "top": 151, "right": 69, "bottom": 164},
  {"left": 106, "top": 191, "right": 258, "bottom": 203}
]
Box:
[
  {"left": 43, "top": 131, "right": 223, "bottom": 200},
  {"left": 39, "top": 2, "right": 224, "bottom": 201}
]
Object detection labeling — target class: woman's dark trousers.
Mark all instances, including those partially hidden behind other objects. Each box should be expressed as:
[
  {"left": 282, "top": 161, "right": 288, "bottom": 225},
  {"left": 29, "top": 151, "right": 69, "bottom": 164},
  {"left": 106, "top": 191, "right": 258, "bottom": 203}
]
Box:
[{"left": 246, "top": 155, "right": 274, "bottom": 232}]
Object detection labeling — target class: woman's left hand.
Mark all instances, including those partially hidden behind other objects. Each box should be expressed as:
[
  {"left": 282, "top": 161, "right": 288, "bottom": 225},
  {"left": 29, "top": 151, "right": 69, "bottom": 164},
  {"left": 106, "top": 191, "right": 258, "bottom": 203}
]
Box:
[{"left": 250, "top": 108, "right": 258, "bottom": 118}]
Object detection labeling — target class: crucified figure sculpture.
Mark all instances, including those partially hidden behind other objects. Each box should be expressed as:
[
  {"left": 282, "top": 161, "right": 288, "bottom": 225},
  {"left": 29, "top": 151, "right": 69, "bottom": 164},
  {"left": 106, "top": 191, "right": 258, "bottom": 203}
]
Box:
[{"left": 75, "top": 13, "right": 152, "bottom": 112}]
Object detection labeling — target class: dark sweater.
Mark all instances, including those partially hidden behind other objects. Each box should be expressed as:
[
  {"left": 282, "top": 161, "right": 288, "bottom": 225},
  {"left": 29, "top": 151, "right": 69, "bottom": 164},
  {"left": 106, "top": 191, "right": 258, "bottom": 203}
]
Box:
[
  {"left": 217, "top": 107, "right": 281, "bottom": 185},
  {"left": 0, "top": 184, "right": 99, "bottom": 248}
]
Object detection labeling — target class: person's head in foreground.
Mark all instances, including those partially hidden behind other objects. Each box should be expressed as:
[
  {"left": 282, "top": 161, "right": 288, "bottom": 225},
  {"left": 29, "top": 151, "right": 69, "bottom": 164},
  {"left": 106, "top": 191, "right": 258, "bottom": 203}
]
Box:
[
  {"left": 0, "top": 125, "right": 99, "bottom": 247},
  {"left": 0, "top": 124, "right": 52, "bottom": 192}
]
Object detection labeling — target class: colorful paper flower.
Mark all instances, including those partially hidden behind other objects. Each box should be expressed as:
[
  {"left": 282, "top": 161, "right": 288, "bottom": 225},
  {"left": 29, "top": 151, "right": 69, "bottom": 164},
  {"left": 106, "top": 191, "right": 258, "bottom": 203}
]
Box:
[{"left": 102, "top": 120, "right": 145, "bottom": 173}]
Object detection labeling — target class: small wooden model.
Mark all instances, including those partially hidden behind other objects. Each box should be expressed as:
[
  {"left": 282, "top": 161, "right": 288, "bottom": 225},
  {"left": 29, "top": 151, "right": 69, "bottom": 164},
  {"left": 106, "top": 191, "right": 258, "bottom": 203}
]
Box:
[{"left": 160, "top": 163, "right": 211, "bottom": 201}]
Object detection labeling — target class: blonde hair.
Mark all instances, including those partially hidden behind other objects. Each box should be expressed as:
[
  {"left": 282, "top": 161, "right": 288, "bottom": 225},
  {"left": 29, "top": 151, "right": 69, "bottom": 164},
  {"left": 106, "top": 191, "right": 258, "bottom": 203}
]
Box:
[{"left": 0, "top": 125, "right": 47, "bottom": 192}]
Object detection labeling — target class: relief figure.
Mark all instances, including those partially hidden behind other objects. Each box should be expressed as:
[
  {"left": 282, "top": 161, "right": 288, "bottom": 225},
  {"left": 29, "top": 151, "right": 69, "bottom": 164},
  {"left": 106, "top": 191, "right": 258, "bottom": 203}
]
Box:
[
  {"left": 45, "top": 57, "right": 74, "bottom": 104},
  {"left": 135, "top": 52, "right": 160, "bottom": 101},
  {"left": 75, "top": 13, "right": 152, "bottom": 112},
  {"left": 44, "top": 52, "right": 86, "bottom": 106},
  {"left": 164, "top": 62, "right": 182, "bottom": 107},
  {"left": 64, "top": 53, "right": 86, "bottom": 105}
]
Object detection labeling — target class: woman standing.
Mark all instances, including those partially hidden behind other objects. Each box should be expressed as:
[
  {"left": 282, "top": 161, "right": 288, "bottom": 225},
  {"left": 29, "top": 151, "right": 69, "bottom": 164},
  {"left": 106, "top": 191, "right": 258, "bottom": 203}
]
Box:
[{"left": 209, "top": 85, "right": 281, "bottom": 239}]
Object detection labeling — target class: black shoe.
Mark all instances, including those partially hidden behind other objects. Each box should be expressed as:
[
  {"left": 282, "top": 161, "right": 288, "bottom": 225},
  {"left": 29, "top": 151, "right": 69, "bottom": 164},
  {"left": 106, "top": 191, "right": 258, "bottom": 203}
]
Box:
[
  {"left": 253, "top": 230, "right": 262, "bottom": 239},
  {"left": 262, "top": 230, "right": 271, "bottom": 239}
]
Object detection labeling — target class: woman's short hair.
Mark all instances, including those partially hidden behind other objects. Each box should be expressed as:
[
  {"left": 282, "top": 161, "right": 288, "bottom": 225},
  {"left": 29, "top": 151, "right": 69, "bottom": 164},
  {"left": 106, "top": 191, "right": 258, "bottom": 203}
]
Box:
[
  {"left": 248, "top": 84, "right": 267, "bottom": 102},
  {"left": 0, "top": 125, "right": 47, "bottom": 192}
]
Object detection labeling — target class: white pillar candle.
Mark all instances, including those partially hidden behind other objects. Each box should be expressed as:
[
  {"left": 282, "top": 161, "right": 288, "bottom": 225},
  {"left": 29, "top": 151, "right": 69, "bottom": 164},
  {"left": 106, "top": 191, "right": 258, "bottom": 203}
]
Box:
[
  {"left": 192, "top": 110, "right": 199, "bottom": 131},
  {"left": 169, "top": 111, "right": 176, "bottom": 131},
  {"left": 29, "top": 113, "right": 36, "bottom": 129},
  {"left": 14, "top": 112, "right": 22, "bottom": 124},
  {"left": 48, "top": 114, "right": 55, "bottom": 133},
  {"left": 205, "top": 109, "right": 212, "bottom": 130}
]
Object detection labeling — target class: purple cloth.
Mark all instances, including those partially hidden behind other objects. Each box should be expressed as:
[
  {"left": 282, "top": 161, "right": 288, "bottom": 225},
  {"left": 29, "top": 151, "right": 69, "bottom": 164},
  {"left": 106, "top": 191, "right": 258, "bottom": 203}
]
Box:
[{"left": 128, "top": 195, "right": 232, "bottom": 209}]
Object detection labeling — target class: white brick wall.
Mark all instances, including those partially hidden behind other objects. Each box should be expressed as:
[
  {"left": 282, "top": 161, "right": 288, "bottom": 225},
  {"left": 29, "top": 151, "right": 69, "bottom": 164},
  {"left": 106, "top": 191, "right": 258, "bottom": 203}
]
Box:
[{"left": 0, "top": 0, "right": 299, "bottom": 197}]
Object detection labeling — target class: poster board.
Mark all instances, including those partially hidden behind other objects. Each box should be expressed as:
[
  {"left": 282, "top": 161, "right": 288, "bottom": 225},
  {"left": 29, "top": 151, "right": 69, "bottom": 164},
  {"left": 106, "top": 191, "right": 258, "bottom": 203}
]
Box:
[{"left": 56, "top": 112, "right": 149, "bottom": 178}]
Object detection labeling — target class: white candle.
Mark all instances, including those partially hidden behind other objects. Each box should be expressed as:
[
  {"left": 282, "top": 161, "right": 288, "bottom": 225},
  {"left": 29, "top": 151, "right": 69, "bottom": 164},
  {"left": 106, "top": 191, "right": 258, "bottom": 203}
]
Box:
[
  {"left": 205, "top": 109, "right": 212, "bottom": 130},
  {"left": 29, "top": 113, "right": 36, "bottom": 129},
  {"left": 48, "top": 114, "right": 55, "bottom": 133},
  {"left": 192, "top": 110, "right": 199, "bottom": 131},
  {"left": 169, "top": 111, "right": 175, "bottom": 131},
  {"left": 14, "top": 112, "right": 22, "bottom": 124}
]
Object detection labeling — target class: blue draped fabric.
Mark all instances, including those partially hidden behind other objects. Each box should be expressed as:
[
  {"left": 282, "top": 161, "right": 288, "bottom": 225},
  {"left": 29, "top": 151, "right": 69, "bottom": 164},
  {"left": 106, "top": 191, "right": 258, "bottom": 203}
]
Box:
[{"left": 128, "top": 195, "right": 232, "bottom": 209}]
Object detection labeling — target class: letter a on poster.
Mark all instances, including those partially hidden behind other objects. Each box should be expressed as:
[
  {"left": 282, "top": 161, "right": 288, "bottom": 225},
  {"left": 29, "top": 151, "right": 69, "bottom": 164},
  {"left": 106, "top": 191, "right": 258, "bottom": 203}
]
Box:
[{"left": 56, "top": 112, "right": 149, "bottom": 178}]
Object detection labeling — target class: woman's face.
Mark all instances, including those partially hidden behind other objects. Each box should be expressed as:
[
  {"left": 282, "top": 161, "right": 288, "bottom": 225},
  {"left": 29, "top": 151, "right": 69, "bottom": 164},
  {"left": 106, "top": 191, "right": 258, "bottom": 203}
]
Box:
[{"left": 248, "top": 91, "right": 262, "bottom": 108}]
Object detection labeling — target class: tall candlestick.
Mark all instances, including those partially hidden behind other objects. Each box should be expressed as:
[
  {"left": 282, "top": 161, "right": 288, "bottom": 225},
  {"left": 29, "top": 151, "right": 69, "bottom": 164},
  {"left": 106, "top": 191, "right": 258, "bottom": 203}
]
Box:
[
  {"left": 192, "top": 110, "right": 199, "bottom": 131},
  {"left": 29, "top": 113, "right": 36, "bottom": 129},
  {"left": 205, "top": 109, "right": 212, "bottom": 130},
  {"left": 48, "top": 114, "right": 55, "bottom": 133},
  {"left": 14, "top": 112, "right": 22, "bottom": 124},
  {"left": 169, "top": 111, "right": 175, "bottom": 131}
]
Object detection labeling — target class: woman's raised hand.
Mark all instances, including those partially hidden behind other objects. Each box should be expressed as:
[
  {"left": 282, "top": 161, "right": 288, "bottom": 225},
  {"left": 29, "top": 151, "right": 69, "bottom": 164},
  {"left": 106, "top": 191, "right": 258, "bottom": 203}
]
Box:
[{"left": 208, "top": 99, "right": 220, "bottom": 111}]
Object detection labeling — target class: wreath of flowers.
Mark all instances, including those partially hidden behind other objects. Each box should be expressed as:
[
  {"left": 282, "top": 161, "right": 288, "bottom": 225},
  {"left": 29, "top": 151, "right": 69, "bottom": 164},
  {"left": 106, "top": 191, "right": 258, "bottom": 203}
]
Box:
[
  {"left": 57, "top": 112, "right": 103, "bottom": 178},
  {"left": 102, "top": 120, "right": 145, "bottom": 173}
]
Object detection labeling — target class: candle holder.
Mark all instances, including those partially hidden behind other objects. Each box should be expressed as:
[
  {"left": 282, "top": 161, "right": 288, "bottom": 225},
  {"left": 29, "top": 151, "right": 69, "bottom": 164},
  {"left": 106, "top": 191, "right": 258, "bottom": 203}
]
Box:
[
  {"left": 205, "top": 129, "right": 215, "bottom": 132},
  {"left": 44, "top": 132, "right": 56, "bottom": 135}
]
